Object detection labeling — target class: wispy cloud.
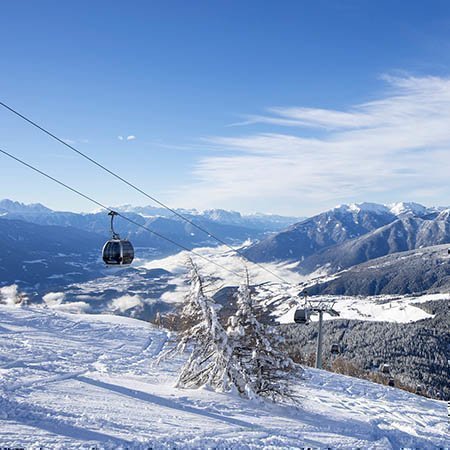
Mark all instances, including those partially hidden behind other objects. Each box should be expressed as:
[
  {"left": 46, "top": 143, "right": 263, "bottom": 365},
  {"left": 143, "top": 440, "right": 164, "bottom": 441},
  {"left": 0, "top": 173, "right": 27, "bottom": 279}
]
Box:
[
  {"left": 63, "top": 138, "right": 89, "bottom": 145},
  {"left": 177, "top": 75, "right": 450, "bottom": 215}
]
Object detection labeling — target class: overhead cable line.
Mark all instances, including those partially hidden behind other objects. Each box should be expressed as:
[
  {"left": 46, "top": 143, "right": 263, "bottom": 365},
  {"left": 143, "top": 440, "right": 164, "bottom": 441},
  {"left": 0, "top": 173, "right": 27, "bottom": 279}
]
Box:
[
  {"left": 0, "top": 147, "right": 243, "bottom": 278},
  {"left": 0, "top": 101, "right": 290, "bottom": 284}
]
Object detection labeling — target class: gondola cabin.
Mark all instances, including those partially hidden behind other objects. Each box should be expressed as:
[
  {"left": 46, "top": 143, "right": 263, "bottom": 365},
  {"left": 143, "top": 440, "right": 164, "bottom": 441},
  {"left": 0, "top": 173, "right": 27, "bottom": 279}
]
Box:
[
  {"left": 388, "top": 377, "right": 395, "bottom": 387},
  {"left": 102, "top": 239, "right": 134, "bottom": 265},
  {"left": 102, "top": 211, "right": 134, "bottom": 266},
  {"left": 380, "top": 363, "right": 390, "bottom": 374},
  {"left": 294, "top": 308, "right": 311, "bottom": 324}
]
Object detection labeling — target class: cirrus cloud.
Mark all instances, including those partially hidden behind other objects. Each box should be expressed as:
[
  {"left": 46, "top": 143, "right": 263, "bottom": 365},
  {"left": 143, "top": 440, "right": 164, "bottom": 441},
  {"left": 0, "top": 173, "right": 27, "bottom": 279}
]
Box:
[{"left": 176, "top": 75, "right": 450, "bottom": 215}]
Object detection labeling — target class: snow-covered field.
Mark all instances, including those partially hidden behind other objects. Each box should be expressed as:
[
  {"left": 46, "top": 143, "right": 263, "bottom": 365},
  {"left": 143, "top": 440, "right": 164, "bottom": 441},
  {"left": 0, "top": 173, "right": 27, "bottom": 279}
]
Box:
[
  {"left": 275, "top": 292, "right": 444, "bottom": 324},
  {"left": 0, "top": 305, "right": 447, "bottom": 449}
]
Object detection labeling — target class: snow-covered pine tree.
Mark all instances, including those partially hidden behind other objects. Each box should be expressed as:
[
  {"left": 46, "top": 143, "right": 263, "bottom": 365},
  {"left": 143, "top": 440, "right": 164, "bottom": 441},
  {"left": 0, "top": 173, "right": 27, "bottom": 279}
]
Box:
[
  {"left": 171, "top": 259, "right": 244, "bottom": 392},
  {"left": 227, "top": 269, "right": 300, "bottom": 403}
]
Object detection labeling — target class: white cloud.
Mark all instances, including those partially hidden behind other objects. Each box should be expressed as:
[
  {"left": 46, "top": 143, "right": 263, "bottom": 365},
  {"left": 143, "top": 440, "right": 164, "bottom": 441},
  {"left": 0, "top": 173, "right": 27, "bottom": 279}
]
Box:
[
  {"left": 176, "top": 75, "right": 450, "bottom": 215},
  {"left": 43, "top": 291, "right": 91, "bottom": 313},
  {"left": 140, "top": 244, "right": 304, "bottom": 302},
  {"left": 63, "top": 138, "right": 89, "bottom": 145},
  {"left": 51, "top": 301, "right": 91, "bottom": 314},
  {"left": 118, "top": 135, "right": 136, "bottom": 142},
  {"left": 111, "top": 294, "right": 143, "bottom": 312},
  {"left": 43, "top": 291, "right": 65, "bottom": 306}
]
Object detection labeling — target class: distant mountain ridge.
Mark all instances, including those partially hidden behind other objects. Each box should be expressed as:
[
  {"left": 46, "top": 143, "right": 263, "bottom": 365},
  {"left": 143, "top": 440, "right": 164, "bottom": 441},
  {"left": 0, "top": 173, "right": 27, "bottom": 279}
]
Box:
[
  {"left": 0, "top": 199, "right": 302, "bottom": 236},
  {"left": 0, "top": 199, "right": 303, "bottom": 252},
  {"left": 0, "top": 199, "right": 302, "bottom": 289},
  {"left": 0, "top": 199, "right": 52, "bottom": 215},
  {"left": 115, "top": 204, "right": 303, "bottom": 231}
]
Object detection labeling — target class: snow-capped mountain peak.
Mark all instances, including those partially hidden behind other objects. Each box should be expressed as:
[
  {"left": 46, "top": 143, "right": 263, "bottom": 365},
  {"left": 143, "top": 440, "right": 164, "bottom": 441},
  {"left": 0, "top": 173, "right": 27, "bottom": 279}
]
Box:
[
  {"left": 332, "top": 201, "right": 440, "bottom": 218},
  {"left": 347, "top": 202, "right": 391, "bottom": 214},
  {"left": 388, "top": 201, "right": 431, "bottom": 217},
  {"left": 333, "top": 202, "right": 391, "bottom": 216},
  {"left": 0, "top": 199, "right": 53, "bottom": 214}
]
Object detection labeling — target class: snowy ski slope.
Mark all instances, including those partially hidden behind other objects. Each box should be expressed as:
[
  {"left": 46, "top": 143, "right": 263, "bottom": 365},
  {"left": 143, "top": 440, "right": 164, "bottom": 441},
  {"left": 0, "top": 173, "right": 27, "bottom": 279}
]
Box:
[{"left": 0, "top": 305, "right": 448, "bottom": 449}]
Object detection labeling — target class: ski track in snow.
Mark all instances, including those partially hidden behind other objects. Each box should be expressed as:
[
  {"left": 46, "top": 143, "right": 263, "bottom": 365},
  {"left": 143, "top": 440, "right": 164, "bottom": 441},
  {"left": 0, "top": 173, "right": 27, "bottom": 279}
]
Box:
[{"left": 0, "top": 305, "right": 447, "bottom": 449}]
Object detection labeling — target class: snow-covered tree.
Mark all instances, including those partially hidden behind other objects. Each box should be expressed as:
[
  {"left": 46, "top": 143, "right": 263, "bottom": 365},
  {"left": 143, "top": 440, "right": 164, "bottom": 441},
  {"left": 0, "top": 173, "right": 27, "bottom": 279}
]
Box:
[
  {"left": 227, "top": 270, "right": 300, "bottom": 402},
  {"left": 165, "top": 262, "right": 300, "bottom": 403},
  {"left": 171, "top": 259, "right": 243, "bottom": 392}
]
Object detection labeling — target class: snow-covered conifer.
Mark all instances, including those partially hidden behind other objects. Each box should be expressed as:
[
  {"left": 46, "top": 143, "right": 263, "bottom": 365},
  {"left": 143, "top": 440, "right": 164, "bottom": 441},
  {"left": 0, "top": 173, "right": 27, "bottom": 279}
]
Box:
[
  {"left": 172, "top": 259, "right": 240, "bottom": 392},
  {"left": 167, "top": 262, "right": 300, "bottom": 403},
  {"left": 228, "top": 269, "right": 300, "bottom": 402}
]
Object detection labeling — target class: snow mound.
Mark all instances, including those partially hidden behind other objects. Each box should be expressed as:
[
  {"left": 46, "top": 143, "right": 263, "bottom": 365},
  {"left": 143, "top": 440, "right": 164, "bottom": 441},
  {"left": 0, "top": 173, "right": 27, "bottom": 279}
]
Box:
[{"left": 0, "top": 306, "right": 447, "bottom": 449}]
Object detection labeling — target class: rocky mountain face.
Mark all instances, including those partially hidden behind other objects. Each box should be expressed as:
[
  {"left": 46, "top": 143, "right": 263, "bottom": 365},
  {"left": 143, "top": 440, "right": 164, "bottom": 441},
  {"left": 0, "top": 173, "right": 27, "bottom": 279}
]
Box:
[
  {"left": 298, "top": 212, "right": 450, "bottom": 275},
  {"left": 243, "top": 202, "right": 450, "bottom": 274},
  {"left": 243, "top": 203, "right": 400, "bottom": 263}
]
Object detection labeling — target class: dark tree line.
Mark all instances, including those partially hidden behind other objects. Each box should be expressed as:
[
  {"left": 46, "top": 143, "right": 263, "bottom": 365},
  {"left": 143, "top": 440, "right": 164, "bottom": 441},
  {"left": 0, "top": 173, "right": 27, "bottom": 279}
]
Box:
[{"left": 281, "top": 299, "right": 449, "bottom": 400}]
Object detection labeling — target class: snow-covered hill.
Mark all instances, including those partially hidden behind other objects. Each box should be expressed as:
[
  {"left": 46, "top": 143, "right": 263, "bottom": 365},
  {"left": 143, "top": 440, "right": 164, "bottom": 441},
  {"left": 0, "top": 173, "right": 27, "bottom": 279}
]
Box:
[{"left": 0, "top": 305, "right": 447, "bottom": 449}]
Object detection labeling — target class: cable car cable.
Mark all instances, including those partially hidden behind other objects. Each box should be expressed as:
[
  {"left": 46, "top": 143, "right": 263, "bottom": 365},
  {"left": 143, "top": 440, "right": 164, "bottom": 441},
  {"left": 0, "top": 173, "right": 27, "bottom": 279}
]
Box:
[
  {"left": 0, "top": 147, "right": 243, "bottom": 278},
  {"left": 0, "top": 101, "right": 290, "bottom": 285}
]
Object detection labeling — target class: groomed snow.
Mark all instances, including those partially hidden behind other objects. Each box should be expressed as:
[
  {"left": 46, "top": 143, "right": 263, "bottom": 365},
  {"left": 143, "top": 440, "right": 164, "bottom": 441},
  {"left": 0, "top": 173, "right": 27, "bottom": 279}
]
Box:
[{"left": 0, "top": 305, "right": 447, "bottom": 449}]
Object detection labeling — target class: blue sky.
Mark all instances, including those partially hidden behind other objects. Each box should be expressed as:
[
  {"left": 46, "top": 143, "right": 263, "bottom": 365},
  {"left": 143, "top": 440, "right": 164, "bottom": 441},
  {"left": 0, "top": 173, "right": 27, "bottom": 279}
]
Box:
[{"left": 2, "top": 0, "right": 450, "bottom": 216}]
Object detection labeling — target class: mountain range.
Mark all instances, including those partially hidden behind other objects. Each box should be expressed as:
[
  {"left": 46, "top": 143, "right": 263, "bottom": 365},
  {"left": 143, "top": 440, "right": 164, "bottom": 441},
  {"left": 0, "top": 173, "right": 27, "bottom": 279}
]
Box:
[
  {"left": 244, "top": 202, "right": 450, "bottom": 295},
  {"left": 0, "top": 199, "right": 302, "bottom": 288},
  {"left": 4, "top": 198, "right": 450, "bottom": 296},
  {"left": 0, "top": 199, "right": 302, "bottom": 245}
]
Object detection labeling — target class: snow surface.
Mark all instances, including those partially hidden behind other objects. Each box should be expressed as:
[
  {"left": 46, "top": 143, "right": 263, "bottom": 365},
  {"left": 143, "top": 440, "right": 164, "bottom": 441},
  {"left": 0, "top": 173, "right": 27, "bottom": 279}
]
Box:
[
  {"left": 0, "top": 305, "right": 447, "bottom": 449},
  {"left": 276, "top": 293, "right": 437, "bottom": 324}
]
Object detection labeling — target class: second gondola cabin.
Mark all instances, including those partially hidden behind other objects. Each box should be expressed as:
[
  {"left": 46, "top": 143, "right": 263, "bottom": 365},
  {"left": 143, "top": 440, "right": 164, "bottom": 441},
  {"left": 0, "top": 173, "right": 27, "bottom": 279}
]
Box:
[
  {"left": 331, "top": 343, "right": 341, "bottom": 355},
  {"left": 294, "top": 308, "right": 311, "bottom": 324}
]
